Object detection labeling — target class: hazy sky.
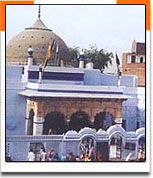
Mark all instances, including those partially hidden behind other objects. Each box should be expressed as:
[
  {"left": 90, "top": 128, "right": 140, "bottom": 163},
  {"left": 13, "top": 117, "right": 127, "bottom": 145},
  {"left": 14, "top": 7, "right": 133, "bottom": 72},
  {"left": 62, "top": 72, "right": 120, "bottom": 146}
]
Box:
[{"left": 6, "top": 5, "right": 145, "bottom": 58}]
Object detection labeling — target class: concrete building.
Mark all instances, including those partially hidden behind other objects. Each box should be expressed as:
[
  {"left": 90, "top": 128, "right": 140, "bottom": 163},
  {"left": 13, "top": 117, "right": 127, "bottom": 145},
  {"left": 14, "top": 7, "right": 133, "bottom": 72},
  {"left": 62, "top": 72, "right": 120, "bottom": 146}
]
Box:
[{"left": 122, "top": 40, "right": 145, "bottom": 87}]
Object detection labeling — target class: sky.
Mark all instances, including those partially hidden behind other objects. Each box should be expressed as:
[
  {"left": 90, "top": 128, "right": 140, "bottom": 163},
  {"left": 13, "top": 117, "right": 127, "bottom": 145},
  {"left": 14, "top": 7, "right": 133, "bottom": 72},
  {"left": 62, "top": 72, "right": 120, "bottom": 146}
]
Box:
[{"left": 6, "top": 4, "right": 145, "bottom": 60}]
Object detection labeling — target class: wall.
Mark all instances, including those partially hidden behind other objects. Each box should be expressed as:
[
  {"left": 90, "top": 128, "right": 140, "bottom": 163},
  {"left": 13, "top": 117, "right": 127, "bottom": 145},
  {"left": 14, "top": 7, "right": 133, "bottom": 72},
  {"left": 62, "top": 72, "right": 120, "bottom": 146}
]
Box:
[
  {"left": 6, "top": 66, "right": 26, "bottom": 135},
  {"left": 122, "top": 53, "right": 145, "bottom": 87},
  {"left": 6, "top": 65, "right": 145, "bottom": 135},
  {"left": 6, "top": 127, "right": 145, "bottom": 161}
]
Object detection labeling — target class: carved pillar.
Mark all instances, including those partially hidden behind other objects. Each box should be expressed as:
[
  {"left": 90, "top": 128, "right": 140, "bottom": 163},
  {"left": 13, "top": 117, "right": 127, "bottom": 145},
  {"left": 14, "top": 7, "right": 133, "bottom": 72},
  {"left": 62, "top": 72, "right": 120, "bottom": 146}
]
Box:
[
  {"left": 25, "top": 99, "right": 34, "bottom": 135},
  {"left": 114, "top": 100, "right": 123, "bottom": 126},
  {"left": 33, "top": 116, "right": 44, "bottom": 135},
  {"left": 33, "top": 101, "right": 44, "bottom": 136}
]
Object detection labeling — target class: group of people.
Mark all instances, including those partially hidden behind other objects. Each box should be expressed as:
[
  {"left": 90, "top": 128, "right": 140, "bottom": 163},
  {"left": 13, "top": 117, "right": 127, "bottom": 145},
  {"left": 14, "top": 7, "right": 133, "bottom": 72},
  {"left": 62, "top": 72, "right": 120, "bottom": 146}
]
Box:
[
  {"left": 27, "top": 148, "right": 58, "bottom": 162},
  {"left": 80, "top": 138, "right": 103, "bottom": 161},
  {"left": 27, "top": 147, "right": 103, "bottom": 162}
]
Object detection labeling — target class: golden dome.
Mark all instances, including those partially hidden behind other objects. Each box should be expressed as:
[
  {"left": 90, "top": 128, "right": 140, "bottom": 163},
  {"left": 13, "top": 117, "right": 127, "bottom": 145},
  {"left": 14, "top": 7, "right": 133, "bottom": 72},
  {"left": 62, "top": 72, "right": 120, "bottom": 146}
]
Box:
[{"left": 6, "top": 17, "right": 71, "bottom": 65}]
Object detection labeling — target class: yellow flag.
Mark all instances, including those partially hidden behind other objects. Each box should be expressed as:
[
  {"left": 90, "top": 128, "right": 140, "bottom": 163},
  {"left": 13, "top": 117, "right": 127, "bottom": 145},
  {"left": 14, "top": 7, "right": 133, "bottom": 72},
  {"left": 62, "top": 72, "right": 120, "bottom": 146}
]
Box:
[{"left": 42, "top": 42, "right": 51, "bottom": 72}]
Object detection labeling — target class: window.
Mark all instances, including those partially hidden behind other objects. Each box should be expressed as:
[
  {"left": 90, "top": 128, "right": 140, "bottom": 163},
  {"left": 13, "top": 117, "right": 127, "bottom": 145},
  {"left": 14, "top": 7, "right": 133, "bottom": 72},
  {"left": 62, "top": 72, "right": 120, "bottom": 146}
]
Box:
[
  {"left": 136, "top": 121, "right": 140, "bottom": 129},
  {"left": 125, "top": 142, "right": 136, "bottom": 150},
  {"left": 110, "top": 137, "right": 116, "bottom": 145},
  {"left": 131, "top": 56, "right": 136, "bottom": 63},
  {"left": 127, "top": 55, "right": 131, "bottom": 64},
  {"left": 22, "top": 66, "right": 24, "bottom": 75},
  {"left": 122, "top": 120, "right": 126, "bottom": 130},
  {"left": 136, "top": 56, "right": 140, "bottom": 63},
  {"left": 140, "top": 57, "right": 143, "bottom": 63}
]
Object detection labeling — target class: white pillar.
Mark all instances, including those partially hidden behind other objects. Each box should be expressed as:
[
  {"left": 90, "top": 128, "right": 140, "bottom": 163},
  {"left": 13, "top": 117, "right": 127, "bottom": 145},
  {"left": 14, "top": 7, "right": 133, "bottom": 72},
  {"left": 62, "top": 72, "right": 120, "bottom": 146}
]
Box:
[
  {"left": 27, "top": 46, "right": 34, "bottom": 66},
  {"left": 38, "top": 65, "right": 42, "bottom": 83},
  {"left": 33, "top": 116, "right": 44, "bottom": 135},
  {"left": 86, "top": 62, "right": 93, "bottom": 69},
  {"left": 27, "top": 57, "right": 33, "bottom": 66},
  {"left": 25, "top": 100, "right": 31, "bottom": 135},
  {"left": 60, "top": 60, "right": 64, "bottom": 67},
  {"left": 79, "top": 60, "right": 84, "bottom": 68}
]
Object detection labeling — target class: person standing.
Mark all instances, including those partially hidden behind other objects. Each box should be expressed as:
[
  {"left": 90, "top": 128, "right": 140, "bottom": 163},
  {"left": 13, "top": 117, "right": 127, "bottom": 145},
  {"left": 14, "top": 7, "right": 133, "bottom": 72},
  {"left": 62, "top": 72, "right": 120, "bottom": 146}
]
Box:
[
  {"left": 40, "top": 148, "right": 47, "bottom": 161},
  {"left": 27, "top": 149, "right": 35, "bottom": 161}
]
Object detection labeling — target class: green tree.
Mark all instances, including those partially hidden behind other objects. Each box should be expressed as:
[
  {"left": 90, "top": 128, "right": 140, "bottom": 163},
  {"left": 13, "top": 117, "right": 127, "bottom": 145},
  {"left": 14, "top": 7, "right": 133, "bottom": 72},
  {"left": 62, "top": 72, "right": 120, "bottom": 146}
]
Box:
[
  {"left": 84, "top": 46, "right": 113, "bottom": 72},
  {"left": 69, "top": 46, "right": 80, "bottom": 62},
  {"left": 69, "top": 45, "right": 113, "bottom": 72}
]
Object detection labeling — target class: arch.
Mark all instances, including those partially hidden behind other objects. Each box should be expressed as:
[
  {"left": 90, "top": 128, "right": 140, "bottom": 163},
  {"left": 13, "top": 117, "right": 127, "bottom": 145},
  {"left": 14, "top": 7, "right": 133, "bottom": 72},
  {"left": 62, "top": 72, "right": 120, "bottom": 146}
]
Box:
[
  {"left": 79, "top": 136, "right": 96, "bottom": 161},
  {"left": 69, "top": 111, "right": 90, "bottom": 132},
  {"left": 43, "top": 111, "right": 67, "bottom": 135},
  {"left": 107, "top": 125, "right": 126, "bottom": 141},
  {"left": 94, "top": 112, "right": 115, "bottom": 131},
  {"left": 109, "top": 135, "right": 123, "bottom": 160}
]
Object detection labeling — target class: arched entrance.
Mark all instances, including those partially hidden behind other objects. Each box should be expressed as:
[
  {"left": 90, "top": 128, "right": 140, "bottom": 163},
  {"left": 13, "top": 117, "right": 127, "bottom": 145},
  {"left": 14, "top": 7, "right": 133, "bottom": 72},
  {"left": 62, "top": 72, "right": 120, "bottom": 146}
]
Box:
[
  {"left": 43, "top": 111, "right": 67, "bottom": 135},
  {"left": 69, "top": 111, "right": 90, "bottom": 132},
  {"left": 29, "top": 142, "right": 45, "bottom": 161},
  {"left": 94, "top": 112, "right": 114, "bottom": 131},
  {"left": 79, "top": 136, "right": 96, "bottom": 161},
  {"left": 110, "top": 135, "right": 123, "bottom": 160}
]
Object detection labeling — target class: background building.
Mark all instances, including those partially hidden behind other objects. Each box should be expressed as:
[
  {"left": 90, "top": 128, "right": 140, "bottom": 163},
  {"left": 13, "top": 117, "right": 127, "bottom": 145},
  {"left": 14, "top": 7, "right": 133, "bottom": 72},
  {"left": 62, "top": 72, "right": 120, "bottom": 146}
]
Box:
[{"left": 122, "top": 40, "right": 145, "bottom": 87}]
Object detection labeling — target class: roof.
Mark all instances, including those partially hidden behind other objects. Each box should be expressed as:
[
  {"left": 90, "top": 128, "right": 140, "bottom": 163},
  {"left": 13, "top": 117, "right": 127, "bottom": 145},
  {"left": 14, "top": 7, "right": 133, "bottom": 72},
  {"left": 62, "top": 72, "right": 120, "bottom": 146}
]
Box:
[
  {"left": 19, "top": 82, "right": 131, "bottom": 99},
  {"left": 6, "top": 18, "right": 71, "bottom": 65},
  {"left": 19, "top": 89, "right": 130, "bottom": 99},
  {"left": 25, "top": 18, "right": 51, "bottom": 31}
]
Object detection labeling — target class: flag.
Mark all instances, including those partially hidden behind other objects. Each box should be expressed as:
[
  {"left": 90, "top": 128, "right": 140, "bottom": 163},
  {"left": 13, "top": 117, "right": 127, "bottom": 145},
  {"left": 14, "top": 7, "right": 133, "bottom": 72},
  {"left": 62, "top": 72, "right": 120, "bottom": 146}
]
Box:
[
  {"left": 55, "top": 44, "right": 60, "bottom": 65},
  {"left": 42, "top": 39, "right": 56, "bottom": 72},
  {"left": 116, "top": 53, "right": 120, "bottom": 66},
  {"left": 51, "top": 39, "right": 56, "bottom": 51}
]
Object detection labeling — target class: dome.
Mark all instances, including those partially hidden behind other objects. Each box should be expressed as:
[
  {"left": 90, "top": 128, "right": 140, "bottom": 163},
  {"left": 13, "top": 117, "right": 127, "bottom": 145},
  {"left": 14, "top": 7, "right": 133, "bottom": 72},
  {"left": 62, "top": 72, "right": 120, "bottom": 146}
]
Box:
[{"left": 6, "top": 17, "right": 72, "bottom": 66}]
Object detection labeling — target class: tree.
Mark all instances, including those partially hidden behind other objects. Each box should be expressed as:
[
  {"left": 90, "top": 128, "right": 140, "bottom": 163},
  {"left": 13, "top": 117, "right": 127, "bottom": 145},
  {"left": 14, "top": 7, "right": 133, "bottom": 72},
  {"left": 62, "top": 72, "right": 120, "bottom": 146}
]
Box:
[
  {"left": 43, "top": 111, "right": 66, "bottom": 135},
  {"left": 84, "top": 46, "right": 113, "bottom": 72},
  {"left": 69, "top": 111, "right": 90, "bottom": 132},
  {"left": 69, "top": 45, "right": 113, "bottom": 72},
  {"left": 69, "top": 46, "right": 80, "bottom": 61}
]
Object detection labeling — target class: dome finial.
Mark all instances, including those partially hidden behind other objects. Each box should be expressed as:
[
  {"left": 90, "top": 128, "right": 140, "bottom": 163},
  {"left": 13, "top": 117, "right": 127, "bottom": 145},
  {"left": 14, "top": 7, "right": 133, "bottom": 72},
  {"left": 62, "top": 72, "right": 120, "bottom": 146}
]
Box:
[{"left": 38, "top": 5, "right": 41, "bottom": 19}]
